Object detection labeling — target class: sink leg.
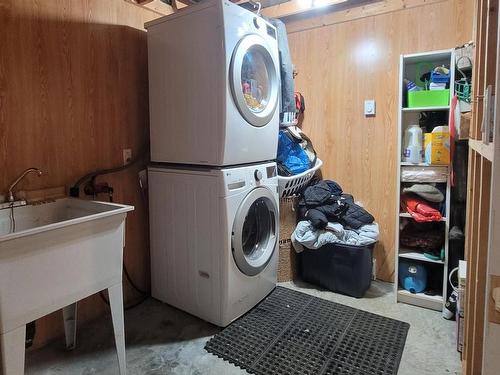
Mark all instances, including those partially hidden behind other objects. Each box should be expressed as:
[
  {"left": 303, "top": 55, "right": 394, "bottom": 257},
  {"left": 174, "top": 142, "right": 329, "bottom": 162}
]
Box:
[
  {"left": 108, "top": 283, "right": 126, "bottom": 375},
  {"left": 62, "top": 302, "right": 78, "bottom": 350},
  {"left": 0, "top": 325, "right": 26, "bottom": 375}
]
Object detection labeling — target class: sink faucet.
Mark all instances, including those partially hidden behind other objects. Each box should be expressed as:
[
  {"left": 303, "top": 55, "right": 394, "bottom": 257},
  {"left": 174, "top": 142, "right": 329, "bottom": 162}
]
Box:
[{"left": 7, "top": 168, "right": 43, "bottom": 202}]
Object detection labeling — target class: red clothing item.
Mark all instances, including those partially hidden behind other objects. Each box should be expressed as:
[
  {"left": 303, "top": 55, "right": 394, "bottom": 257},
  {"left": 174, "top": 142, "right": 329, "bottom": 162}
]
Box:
[
  {"left": 401, "top": 194, "right": 443, "bottom": 222},
  {"left": 450, "top": 95, "right": 458, "bottom": 187}
]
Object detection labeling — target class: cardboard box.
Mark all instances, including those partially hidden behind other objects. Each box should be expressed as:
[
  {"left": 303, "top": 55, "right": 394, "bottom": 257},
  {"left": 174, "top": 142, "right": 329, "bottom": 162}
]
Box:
[
  {"left": 277, "top": 197, "right": 299, "bottom": 282},
  {"left": 277, "top": 239, "right": 298, "bottom": 282},
  {"left": 458, "top": 260, "right": 467, "bottom": 290},
  {"left": 459, "top": 112, "right": 471, "bottom": 140},
  {"left": 424, "top": 126, "right": 450, "bottom": 165},
  {"left": 455, "top": 44, "right": 473, "bottom": 69},
  {"left": 279, "top": 197, "right": 297, "bottom": 241}
]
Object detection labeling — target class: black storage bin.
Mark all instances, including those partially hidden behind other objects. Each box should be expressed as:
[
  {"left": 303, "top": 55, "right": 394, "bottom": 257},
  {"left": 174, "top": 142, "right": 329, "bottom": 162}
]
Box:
[{"left": 299, "top": 242, "right": 375, "bottom": 298}]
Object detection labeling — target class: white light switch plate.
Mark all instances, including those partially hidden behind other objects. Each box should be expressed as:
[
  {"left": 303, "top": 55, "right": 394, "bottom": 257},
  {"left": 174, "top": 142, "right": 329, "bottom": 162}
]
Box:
[{"left": 364, "top": 99, "right": 376, "bottom": 116}]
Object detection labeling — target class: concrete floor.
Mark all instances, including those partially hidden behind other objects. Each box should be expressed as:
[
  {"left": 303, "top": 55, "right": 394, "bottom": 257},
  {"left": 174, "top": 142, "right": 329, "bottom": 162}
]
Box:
[{"left": 26, "top": 281, "right": 461, "bottom": 375}]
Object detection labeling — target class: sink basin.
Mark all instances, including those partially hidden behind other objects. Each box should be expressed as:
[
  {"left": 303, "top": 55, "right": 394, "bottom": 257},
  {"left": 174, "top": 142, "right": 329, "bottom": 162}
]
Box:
[
  {"left": 0, "top": 198, "right": 134, "bottom": 375},
  {"left": 0, "top": 198, "right": 132, "bottom": 241}
]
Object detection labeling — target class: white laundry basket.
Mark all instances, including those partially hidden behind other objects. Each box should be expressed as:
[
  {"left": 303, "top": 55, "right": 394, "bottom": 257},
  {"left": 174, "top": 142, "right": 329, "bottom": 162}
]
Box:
[{"left": 278, "top": 158, "right": 323, "bottom": 198}]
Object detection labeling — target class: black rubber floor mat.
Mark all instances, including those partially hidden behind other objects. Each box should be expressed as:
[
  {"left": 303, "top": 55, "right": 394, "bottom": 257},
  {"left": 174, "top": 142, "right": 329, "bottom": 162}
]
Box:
[{"left": 205, "top": 286, "right": 410, "bottom": 375}]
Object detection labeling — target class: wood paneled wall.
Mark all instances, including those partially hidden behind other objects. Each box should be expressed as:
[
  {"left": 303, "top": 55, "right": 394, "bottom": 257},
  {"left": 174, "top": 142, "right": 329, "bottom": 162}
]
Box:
[
  {"left": 0, "top": 0, "right": 158, "bottom": 348},
  {"left": 0, "top": 0, "right": 474, "bottom": 350},
  {"left": 285, "top": 0, "right": 473, "bottom": 281}
]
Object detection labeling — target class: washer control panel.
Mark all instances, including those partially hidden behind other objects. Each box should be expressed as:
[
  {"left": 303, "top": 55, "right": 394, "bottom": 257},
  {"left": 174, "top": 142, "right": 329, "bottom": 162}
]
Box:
[
  {"left": 266, "top": 165, "right": 277, "bottom": 178},
  {"left": 223, "top": 162, "right": 278, "bottom": 195},
  {"left": 254, "top": 170, "right": 263, "bottom": 181}
]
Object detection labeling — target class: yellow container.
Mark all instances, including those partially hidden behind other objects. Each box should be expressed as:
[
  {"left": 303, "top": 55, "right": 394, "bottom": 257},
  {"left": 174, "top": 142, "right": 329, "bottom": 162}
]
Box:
[{"left": 424, "top": 126, "right": 450, "bottom": 165}]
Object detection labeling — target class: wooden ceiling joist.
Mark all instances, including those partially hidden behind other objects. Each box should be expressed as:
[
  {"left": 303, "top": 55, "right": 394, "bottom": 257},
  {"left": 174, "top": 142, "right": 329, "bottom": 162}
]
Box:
[
  {"left": 260, "top": 0, "right": 350, "bottom": 18},
  {"left": 126, "top": 0, "right": 190, "bottom": 16},
  {"left": 127, "top": 0, "right": 452, "bottom": 29}
]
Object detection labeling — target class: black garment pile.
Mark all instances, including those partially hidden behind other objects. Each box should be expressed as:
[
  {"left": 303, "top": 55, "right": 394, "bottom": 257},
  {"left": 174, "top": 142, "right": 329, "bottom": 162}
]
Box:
[
  {"left": 399, "top": 221, "right": 445, "bottom": 252},
  {"left": 298, "top": 180, "right": 375, "bottom": 230}
]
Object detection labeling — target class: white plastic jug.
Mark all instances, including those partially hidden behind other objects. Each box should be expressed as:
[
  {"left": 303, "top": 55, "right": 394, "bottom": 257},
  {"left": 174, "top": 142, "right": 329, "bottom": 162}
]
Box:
[{"left": 404, "top": 125, "right": 423, "bottom": 164}]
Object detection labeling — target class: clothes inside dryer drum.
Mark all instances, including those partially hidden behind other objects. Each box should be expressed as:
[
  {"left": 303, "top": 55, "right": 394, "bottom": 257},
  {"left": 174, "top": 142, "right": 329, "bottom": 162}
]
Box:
[
  {"left": 241, "top": 48, "right": 271, "bottom": 113},
  {"left": 230, "top": 34, "right": 279, "bottom": 129},
  {"left": 242, "top": 198, "right": 274, "bottom": 260}
]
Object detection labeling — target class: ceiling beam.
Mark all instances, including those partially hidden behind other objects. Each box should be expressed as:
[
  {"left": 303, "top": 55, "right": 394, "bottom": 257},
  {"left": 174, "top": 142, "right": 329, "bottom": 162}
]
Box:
[
  {"left": 281, "top": 0, "right": 449, "bottom": 33},
  {"left": 261, "top": 0, "right": 351, "bottom": 18},
  {"left": 126, "top": 0, "right": 190, "bottom": 16}
]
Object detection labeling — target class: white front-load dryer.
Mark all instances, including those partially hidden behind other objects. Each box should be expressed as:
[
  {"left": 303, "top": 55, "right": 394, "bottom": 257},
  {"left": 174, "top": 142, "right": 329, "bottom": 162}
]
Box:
[
  {"left": 145, "top": 0, "right": 280, "bottom": 166},
  {"left": 148, "top": 162, "right": 279, "bottom": 326}
]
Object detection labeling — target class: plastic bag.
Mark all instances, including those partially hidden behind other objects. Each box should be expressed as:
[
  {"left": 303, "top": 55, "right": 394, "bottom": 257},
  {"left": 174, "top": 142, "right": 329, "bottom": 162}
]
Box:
[{"left": 277, "top": 130, "right": 310, "bottom": 175}]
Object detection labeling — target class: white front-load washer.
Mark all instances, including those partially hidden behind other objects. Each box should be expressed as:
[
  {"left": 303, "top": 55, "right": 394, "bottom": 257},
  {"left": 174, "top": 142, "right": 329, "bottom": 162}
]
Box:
[
  {"left": 145, "top": 0, "right": 280, "bottom": 166},
  {"left": 148, "top": 162, "right": 279, "bottom": 326}
]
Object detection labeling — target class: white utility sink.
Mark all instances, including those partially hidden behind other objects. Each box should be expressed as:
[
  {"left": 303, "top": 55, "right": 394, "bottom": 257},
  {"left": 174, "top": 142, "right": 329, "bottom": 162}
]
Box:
[{"left": 0, "top": 198, "right": 134, "bottom": 375}]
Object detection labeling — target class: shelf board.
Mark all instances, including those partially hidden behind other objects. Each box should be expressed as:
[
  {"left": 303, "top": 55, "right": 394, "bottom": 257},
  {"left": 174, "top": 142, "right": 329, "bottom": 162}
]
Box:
[
  {"left": 397, "top": 289, "right": 443, "bottom": 311},
  {"left": 469, "top": 138, "right": 494, "bottom": 162},
  {"left": 402, "top": 106, "right": 449, "bottom": 112},
  {"left": 398, "top": 249, "right": 445, "bottom": 264},
  {"left": 403, "top": 49, "right": 453, "bottom": 63},
  {"left": 400, "top": 162, "right": 449, "bottom": 167},
  {"left": 399, "top": 212, "right": 446, "bottom": 222}
]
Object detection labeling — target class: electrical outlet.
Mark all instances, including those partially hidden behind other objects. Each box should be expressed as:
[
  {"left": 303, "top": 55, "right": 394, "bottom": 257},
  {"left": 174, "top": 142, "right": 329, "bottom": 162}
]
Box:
[{"left": 123, "top": 149, "right": 132, "bottom": 165}]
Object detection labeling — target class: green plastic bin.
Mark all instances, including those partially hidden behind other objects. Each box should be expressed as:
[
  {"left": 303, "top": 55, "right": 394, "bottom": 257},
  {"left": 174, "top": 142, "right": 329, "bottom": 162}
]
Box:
[{"left": 407, "top": 89, "right": 450, "bottom": 108}]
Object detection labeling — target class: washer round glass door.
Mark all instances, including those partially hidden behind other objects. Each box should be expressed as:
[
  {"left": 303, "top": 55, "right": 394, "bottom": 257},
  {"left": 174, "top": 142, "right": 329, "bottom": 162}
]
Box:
[
  {"left": 232, "top": 187, "right": 278, "bottom": 276},
  {"left": 230, "top": 34, "right": 279, "bottom": 127}
]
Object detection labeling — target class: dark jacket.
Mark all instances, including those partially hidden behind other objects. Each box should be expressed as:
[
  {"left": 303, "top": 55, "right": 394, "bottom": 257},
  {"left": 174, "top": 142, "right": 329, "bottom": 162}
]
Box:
[{"left": 298, "top": 181, "right": 374, "bottom": 229}]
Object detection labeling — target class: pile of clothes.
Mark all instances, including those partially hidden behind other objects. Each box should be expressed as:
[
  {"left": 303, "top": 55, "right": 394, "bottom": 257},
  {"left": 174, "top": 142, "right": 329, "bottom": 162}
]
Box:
[
  {"left": 400, "top": 221, "right": 444, "bottom": 252},
  {"left": 291, "top": 180, "right": 379, "bottom": 252},
  {"left": 400, "top": 184, "right": 444, "bottom": 222},
  {"left": 399, "top": 184, "right": 446, "bottom": 261}
]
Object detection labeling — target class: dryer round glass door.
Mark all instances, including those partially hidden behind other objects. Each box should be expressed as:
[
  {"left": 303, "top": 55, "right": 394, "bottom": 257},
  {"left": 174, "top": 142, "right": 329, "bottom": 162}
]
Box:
[
  {"left": 232, "top": 187, "right": 278, "bottom": 276},
  {"left": 230, "top": 34, "right": 279, "bottom": 127}
]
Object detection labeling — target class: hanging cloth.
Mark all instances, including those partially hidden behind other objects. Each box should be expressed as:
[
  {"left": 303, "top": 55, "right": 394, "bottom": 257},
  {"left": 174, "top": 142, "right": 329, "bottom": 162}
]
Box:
[
  {"left": 449, "top": 95, "right": 458, "bottom": 187},
  {"left": 266, "top": 18, "right": 295, "bottom": 118}
]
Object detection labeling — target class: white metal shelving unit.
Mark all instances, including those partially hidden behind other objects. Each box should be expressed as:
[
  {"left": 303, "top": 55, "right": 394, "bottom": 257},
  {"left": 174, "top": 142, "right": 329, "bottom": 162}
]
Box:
[{"left": 395, "top": 49, "right": 455, "bottom": 312}]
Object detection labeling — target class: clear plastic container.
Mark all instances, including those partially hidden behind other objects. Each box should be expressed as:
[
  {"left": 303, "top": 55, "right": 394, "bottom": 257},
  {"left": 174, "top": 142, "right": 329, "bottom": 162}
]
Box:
[{"left": 403, "top": 125, "right": 423, "bottom": 164}]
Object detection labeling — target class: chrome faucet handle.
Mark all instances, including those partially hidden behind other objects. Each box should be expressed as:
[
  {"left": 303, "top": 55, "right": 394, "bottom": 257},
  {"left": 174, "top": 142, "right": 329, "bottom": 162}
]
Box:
[{"left": 7, "top": 168, "right": 43, "bottom": 203}]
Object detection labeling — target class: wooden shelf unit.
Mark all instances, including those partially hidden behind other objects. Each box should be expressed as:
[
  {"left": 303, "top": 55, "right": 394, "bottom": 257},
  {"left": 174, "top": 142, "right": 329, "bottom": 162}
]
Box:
[
  {"left": 402, "top": 105, "right": 450, "bottom": 112},
  {"left": 398, "top": 212, "right": 447, "bottom": 222},
  {"left": 400, "top": 162, "right": 445, "bottom": 167},
  {"left": 397, "top": 288, "right": 443, "bottom": 311},
  {"left": 468, "top": 138, "right": 494, "bottom": 161},
  {"left": 462, "top": 1, "right": 500, "bottom": 374},
  {"left": 398, "top": 248, "right": 445, "bottom": 264},
  {"left": 395, "top": 49, "right": 455, "bottom": 312}
]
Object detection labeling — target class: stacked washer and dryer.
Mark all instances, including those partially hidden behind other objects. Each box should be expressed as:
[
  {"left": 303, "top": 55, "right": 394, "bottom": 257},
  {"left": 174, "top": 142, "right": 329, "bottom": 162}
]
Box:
[{"left": 146, "top": 0, "right": 281, "bottom": 326}]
